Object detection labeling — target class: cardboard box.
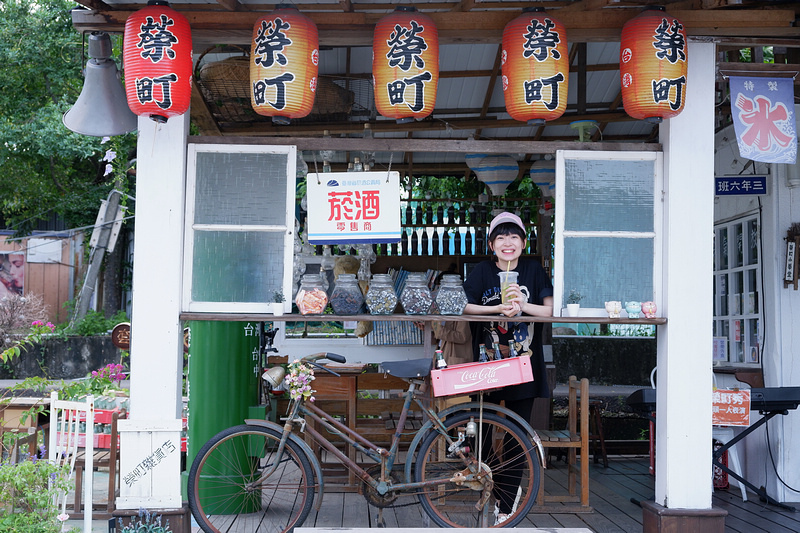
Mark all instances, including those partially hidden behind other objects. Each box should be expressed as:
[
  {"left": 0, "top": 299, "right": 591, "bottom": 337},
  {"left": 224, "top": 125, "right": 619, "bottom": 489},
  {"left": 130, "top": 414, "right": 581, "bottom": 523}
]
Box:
[{"left": 431, "top": 356, "right": 533, "bottom": 397}]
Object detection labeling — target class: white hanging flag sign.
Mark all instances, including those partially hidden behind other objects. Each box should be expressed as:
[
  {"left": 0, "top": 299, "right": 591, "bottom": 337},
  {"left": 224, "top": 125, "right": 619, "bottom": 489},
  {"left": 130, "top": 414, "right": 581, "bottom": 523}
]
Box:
[
  {"left": 306, "top": 171, "right": 402, "bottom": 245},
  {"left": 730, "top": 76, "right": 796, "bottom": 164}
]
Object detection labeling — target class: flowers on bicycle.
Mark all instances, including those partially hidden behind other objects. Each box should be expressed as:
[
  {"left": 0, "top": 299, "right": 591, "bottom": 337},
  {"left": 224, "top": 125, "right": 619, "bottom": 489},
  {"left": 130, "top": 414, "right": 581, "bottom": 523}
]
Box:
[{"left": 285, "top": 360, "right": 316, "bottom": 401}]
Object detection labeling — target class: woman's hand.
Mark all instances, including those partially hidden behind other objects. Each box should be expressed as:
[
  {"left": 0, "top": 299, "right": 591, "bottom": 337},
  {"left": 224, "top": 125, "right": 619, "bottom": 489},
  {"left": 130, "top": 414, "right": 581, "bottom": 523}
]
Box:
[{"left": 502, "top": 283, "right": 526, "bottom": 315}]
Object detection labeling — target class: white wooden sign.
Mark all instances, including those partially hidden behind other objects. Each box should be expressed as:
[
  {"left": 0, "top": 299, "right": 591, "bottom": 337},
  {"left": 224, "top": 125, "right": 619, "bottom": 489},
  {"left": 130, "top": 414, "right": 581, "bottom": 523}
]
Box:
[{"left": 306, "top": 171, "right": 401, "bottom": 245}]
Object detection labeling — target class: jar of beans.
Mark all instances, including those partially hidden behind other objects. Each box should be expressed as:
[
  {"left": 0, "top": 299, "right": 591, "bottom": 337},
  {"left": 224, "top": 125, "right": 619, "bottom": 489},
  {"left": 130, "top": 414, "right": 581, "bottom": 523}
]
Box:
[
  {"left": 400, "top": 273, "right": 433, "bottom": 315},
  {"left": 435, "top": 274, "right": 468, "bottom": 315},
  {"left": 365, "top": 273, "right": 398, "bottom": 315},
  {"left": 330, "top": 273, "right": 364, "bottom": 315},
  {"left": 295, "top": 274, "right": 329, "bottom": 315}
]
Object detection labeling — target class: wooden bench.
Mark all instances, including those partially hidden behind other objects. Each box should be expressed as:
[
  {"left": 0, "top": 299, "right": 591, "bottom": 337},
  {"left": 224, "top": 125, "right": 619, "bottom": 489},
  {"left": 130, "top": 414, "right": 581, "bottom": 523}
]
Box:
[{"left": 536, "top": 375, "right": 591, "bottom": 511}]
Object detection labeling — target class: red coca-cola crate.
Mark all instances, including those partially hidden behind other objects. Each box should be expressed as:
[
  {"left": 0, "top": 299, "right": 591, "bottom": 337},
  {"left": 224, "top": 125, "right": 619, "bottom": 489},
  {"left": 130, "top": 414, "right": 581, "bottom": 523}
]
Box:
[
  {"left": 56, "top": 432, "right": 101, "bottom": 448},
  {"left": 431, "top": 356, "right": 533, "bottom": 397}
]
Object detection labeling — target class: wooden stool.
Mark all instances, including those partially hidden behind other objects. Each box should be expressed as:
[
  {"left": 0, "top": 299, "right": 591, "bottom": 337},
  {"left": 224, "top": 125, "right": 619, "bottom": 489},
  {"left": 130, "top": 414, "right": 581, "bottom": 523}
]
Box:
[{"left": 588, "top": 399, "right": 608, "bottom": 468}]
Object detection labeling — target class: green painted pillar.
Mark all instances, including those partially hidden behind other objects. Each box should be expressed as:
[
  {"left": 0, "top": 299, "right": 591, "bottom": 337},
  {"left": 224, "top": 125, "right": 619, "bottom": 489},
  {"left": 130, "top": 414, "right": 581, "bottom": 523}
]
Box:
[{"left": 186, "top": 320, "right": 260, "bottom": 467}]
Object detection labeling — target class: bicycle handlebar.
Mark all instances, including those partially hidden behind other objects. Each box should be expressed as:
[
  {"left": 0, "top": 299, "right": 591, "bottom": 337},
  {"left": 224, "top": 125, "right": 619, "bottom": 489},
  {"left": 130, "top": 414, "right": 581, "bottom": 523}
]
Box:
[{"left": 301, "top": 352, "right": 347, "bottom": 377}]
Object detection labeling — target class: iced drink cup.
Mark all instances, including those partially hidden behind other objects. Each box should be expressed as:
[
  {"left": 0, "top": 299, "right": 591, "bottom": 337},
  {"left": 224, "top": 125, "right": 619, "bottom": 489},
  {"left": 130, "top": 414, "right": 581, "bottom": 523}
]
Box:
[{"left": 497, "top": 271, "right": 518, "bottom": 304}]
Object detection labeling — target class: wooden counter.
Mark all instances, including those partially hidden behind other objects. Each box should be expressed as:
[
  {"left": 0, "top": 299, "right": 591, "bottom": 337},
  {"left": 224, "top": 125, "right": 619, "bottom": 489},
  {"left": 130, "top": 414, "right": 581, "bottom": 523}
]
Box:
[{"left": 180, "top": 312, "right": 667, "bottom": 325}]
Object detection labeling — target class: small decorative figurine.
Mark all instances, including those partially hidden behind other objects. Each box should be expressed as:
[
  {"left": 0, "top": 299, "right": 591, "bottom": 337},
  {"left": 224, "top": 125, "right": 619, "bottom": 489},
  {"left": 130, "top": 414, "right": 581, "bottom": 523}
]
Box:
[
  {"left": 625, "top": 301, "right": 641, "bottom": 318},
  {"left": 604, "top": 300, "right": 622, "bottom": 318},
  {"left": 641, "top": 301, "right": 657, "bottom": 319}
]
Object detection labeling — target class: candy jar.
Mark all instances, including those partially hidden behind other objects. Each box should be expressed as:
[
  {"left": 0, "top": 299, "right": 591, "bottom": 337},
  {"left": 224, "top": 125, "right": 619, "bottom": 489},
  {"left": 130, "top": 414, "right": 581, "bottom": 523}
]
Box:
[
  {"left": 400, "top": 273, "right": 433, "bottom": 315},
  {"left": 435, "top": 274, "right": 468, "bottom": 315},
  {"left": 295, "top": 274, "right": 328, "bottom": 315},
  {"left": 330, "top": 274, "right": 364, "bottom": 315},
  {"left": 365, "top": 273, "right": 398, "bottom": 315}
]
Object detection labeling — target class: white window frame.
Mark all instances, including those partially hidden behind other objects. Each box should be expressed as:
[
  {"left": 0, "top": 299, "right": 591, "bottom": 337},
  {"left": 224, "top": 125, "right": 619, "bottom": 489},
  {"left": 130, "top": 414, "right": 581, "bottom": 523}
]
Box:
[
  {"left": 553, "top": 150, "right": 663, "bottom": 315},
  {"left": 713, "top": 213, "right": 762, "bottom": 366},
  {"left": 182, "top": 143, "right": 296, "bottom": 313}
]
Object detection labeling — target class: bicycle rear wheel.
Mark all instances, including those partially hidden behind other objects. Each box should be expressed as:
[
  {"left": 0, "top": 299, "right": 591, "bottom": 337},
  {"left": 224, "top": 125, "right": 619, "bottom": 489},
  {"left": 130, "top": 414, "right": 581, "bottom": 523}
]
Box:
[
  {"left": 414, "top": 411, "right": 539, "bottom": 528},
  {"left": 188, "top": 424, "right": 316, "bottom": 533}
]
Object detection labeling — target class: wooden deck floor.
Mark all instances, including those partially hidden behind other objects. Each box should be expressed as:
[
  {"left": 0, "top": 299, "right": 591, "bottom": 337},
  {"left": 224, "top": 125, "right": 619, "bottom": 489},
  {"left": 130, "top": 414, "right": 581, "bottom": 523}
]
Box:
[{"left": 299, "top": 457, "right": 800, "bottom": 532}]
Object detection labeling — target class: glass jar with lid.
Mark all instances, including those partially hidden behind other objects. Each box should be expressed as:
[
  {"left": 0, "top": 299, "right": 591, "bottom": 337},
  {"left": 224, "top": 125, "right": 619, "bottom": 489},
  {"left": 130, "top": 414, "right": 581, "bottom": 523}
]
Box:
[
  {"left": 435, "top": 274, "right": 468, "bottom": 315},
  {"left": 295, "top": 274, "right": 328, "bottom": 315},
  {"left": 400, "top": 273, "right": 433, "bottom": 315},
  {"left": 330, "top": 274, "right": 364, "bottom": 315},
  {"left": 365, "top": 273, "right": 398, "bottom": 315}
]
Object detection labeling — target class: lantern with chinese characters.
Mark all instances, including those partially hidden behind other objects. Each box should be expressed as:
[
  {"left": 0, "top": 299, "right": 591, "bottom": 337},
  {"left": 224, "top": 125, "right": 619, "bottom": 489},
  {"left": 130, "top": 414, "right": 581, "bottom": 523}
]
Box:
[
  {"left": 373, "top": 6, "right": 439, "bottom": 123},
  {"left": 250, "top": 5, "right": 319, "bottom": 125},
  {"left": 123, "top": 0, "right": 192, "bottom": 122},
  {"left": 529, "top": 159, "right": 555, "bottom": 198},
  {"left": 473, "top": 155, "right": 519, "bottom": 197},
  {"left": 620, "top": 7, "right": 688, "bottom": 123},
  {"left": 502, "top": 7, "right": 568, "bottom": 125}
]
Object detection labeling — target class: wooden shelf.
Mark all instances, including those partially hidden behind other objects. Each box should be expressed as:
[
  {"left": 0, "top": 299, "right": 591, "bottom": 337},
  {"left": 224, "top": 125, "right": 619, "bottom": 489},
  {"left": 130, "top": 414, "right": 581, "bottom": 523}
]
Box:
[{"left": 179, "top": 312, "right": 666, "bottom": 326}]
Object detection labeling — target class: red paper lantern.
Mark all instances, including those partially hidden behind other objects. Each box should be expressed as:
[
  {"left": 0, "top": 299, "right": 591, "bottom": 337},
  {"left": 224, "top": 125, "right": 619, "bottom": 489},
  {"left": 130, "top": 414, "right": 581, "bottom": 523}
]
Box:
[
  {"left": 620, "top": 7, "right": 688, "bottom": 123},
  {"left": 501, "top": 7, "right": 569, "bottom": 125},
  {"left": 250, "top": 5, "right": 319, "bottom": 125},
  {"left": 123, "top": 0, "right": 192, "bottom": 122},
  {"left": 373, "top": 6, "right": 439, "bottom": 123}
]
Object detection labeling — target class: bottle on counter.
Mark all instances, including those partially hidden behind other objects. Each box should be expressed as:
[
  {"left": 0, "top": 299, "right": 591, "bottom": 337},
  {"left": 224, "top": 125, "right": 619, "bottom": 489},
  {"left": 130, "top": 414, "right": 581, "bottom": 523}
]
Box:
[
  {"left": 478, "top": 344, "right": 489, "bottom": 363},
  {"left": 400, "top": 272, "right": 433, "bottom": 315},
  {"left": 295, "top": 274, "right": 328, "bottom": 315},
  {"left": 435, "top": 349, "right": 447, "bottom": 369},
  {"left": 365, "top": 273, "right": 398, "bottom": 315},
  {"left": 508, "top": 340, "right": 519, "bottom": 358},
  {"left": 492, "top": 341, "right": 503, "bottom": 360},
  {"left": 330, "top": 273, "right": 364, "bottom": 315},
  {"left": 435, "top": 274, "right": 468, "bottom": 315}
]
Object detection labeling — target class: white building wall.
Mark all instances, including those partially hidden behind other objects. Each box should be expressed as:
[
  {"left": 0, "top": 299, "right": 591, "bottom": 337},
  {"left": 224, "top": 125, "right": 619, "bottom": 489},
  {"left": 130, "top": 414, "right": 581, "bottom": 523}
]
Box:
[{"left": 713, "top": 107, "right": 800, "bottom": 504}]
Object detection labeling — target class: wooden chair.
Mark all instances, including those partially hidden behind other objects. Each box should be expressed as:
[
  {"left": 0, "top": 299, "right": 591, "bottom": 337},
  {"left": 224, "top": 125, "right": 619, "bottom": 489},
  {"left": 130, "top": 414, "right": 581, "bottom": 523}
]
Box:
[
  {"left": 49, "top": 392, "right": 95, "bottom": 533},
  {"left": 536, "top": 375, "right": 591, "bottom": 511},
  {"left": 72, "top": 410, "right": 122, "bottom": 520}
]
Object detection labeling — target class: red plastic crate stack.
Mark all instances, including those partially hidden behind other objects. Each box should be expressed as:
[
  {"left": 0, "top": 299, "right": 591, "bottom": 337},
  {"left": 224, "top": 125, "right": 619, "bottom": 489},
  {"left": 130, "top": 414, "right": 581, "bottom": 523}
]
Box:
[
  {"left": 56, "top": 408, "right": 127, "bottom": 449},
  {"left": 181, "top": 417, "right": 187, "bottom": 452}
]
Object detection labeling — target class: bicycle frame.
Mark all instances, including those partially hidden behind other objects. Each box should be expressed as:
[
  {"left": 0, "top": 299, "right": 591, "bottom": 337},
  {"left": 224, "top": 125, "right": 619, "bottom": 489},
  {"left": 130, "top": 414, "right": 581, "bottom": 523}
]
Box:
[{"left": 252, "top": 374, "right": 492, "bottom": 502}]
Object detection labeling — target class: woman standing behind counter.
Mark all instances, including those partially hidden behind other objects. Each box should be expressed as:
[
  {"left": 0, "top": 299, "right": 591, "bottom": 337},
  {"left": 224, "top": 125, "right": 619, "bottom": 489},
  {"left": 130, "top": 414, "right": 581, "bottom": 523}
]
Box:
[{"left": 462, "top": 211, "right": 554, "bottom": 523}]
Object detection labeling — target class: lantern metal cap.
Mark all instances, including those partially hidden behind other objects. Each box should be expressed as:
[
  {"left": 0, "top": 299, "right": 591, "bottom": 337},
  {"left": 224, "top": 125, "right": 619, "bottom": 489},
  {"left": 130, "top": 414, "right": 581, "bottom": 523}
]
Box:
[
  {"left": 275, "top": 3, "right": 299, "bottom": 9},
  {"left": 522, "top": 7, "right": 545, "bottom": 13},
  {"left": 147, "top": 0, "right": 170, "bottom": 6},
  {"left": 394, "top": 6, "right": 417, "bottom": 12}
]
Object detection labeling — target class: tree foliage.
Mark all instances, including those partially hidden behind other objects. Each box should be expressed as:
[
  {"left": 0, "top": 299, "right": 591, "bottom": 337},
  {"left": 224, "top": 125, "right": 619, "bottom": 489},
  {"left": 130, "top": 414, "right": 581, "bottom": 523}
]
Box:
[{"left": 0, "top": 0, "right": 135, "bottom": 234}]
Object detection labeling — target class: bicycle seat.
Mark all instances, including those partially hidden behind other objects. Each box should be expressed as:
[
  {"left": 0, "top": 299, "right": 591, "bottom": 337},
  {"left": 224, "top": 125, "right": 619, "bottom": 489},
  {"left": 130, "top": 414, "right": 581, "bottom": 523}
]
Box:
[{"left": 382, "top": 358, "right": 432, "bottom": 378}]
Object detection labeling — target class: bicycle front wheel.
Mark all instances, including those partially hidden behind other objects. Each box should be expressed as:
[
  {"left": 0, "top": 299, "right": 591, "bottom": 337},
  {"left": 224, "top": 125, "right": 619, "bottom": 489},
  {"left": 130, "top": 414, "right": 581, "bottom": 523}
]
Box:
[
  {"left": 414, "top": 411, "right": 539, "bottom": 528},
  {"left": 188, "top": 424, "right": 316, "bottom": 533}
]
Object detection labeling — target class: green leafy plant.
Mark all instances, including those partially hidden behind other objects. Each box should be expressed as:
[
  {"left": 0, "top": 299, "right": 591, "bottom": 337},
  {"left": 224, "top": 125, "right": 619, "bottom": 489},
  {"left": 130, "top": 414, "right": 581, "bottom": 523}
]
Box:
[
  {"left": 565, "top": 289, "right": 584, "bottom": 305},
  {"left": 119, "top": 508, "right": 172, "bottom": 533},
  {"left": 0, "top": 451, "right": 75, "bottom": 533},
  {"left": 66, "top": 309, "right": 128, "bottom": 336},
  {"left": 273, "top": 289, "right": 285, "bottom": 303},
  {"left": 1, "top": 320, "right": 55, "bottom": 363}
]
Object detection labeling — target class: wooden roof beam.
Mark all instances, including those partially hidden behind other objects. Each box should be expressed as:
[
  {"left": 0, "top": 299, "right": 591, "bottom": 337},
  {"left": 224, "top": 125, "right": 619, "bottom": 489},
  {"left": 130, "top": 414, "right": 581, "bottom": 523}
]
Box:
[{"left": 71, "top": 8, "right": 800, "bottom": 46}]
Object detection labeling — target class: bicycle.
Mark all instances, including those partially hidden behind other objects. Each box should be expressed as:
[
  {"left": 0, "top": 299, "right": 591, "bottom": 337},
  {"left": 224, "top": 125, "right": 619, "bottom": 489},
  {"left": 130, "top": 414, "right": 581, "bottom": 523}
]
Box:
[{"left": 187, "top": 350, "right": 544, "bottom": 532}]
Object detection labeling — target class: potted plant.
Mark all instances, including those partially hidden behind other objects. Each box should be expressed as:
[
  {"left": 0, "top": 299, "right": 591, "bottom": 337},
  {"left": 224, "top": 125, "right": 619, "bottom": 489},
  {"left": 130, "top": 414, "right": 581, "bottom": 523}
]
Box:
[
  {"left": 272, "top": 289, "right": 286, "bottom": 316},
  {"left": 565, "top": 289, "right": 583, "bottom": 317}
]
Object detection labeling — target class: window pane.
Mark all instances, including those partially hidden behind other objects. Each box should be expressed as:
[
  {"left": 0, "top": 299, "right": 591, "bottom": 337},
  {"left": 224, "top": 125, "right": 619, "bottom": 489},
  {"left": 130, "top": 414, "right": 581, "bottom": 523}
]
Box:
[
  {"left": 746, "top": 269, "right": 758, "bottom": 314},
  {"left": 192, "top": 231, "right": 284, "bottom": 302},
  {"left": 747, "top": 219, "right": 759, "bottom": 266},
  {"left": 195, "top": 152, "right": 288, "bottom": 226},
  {"left": 717, "top": 274, "right": 728, "bottom": 316},
  {"left": 732, "top": 223, "right": 743, "bottom": 268},
  {"left": 564, "top": 159, "right": 654, "bottom": 232},
  {"left": 563, "top": 236, "right": 653, "bottom": 307},
  {"left": 719, "top": 227, "right": 728, "bottom": 269},
  {"left": 747, "top": 319, "right": 759, "bottom": 363}
]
